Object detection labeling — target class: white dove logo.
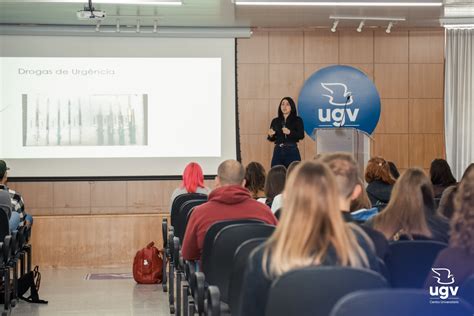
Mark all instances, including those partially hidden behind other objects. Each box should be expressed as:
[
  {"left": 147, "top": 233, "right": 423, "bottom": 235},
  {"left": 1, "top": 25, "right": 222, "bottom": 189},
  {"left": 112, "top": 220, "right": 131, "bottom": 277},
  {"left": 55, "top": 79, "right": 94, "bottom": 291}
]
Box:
[
  {"left": 431, "top": 268, "right": 455, "bottom": 285},
  {"left": 321, "top": 83, "right": 354, "bottom": 106}
]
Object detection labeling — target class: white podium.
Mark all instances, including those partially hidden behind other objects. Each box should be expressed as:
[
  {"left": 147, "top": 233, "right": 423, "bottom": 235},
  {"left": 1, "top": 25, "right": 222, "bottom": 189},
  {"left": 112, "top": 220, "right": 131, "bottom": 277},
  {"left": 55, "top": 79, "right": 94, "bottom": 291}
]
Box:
[{"left": 314, "top": 128, "right": 372, "bottom": 176}]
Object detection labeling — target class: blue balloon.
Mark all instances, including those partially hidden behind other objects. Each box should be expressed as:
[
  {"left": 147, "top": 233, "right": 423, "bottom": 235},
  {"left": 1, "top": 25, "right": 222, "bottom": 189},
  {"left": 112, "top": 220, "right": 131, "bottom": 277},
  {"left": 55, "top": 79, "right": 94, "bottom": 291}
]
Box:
[{"left": 298, "top": 65, "right": 381, "bottom": 139}]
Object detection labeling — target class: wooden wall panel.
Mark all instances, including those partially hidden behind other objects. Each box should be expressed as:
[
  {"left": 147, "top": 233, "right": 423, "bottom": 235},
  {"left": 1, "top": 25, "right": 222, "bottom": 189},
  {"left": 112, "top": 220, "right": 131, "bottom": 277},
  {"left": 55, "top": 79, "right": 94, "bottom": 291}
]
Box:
[
  {"left": 339, "top": 30, "right": 374, "bottom": 64},
  {"left": 269, "top": 64, "right": 304, "bottom": 99},
  {"left": 374, "top": 64, "right": 409, "bottom": 98},
  {"left": 304, "top": 64, "right": 332, "bottom": 80},
  {"left": 237, "top": 31, "right": 269, "bottom": 63},
  {"left": 8, "top": 182, "right": 53, "bottom": 216},
  {"left": 237, "top": 63, "right": 269, "bottom": 99},
  {"left": 409, "top": 30, "right": 444, "bottom": 63},
  {"left": 409, "top": 99, "right": 444, "bottom": 133},
  {"left": 304, "top": 31, "right": 339, "bottom": 64},
  {"left": 409, "top": 134, "right": 445, "bottom": 168},
  {"left": 269, "top": 31, "right": 304, "bottom": 63},
  {"left": 409, "top": 64, "right": 444, "bottom": 98},
  {"left": 53, "top": 182, "right": 91, "bottom": 215},
  {"left": 374, "top": 99, "right": 409, "bottom": 134},
  {"left": 239, "top": 99, "right": 270, "bottom": 135},
  {"left": 348, "top": 64, "right": 374, "bottom": 80},
  {"left": 240, "top": 134, "right": 273, "bottom": 171},
  {"left": 374, "top": 31, "right": 409, "bottom": 63},
  {"left": 126, "top": 181, "right": 163, "bottom": 213},
  {"left": 30, "top": 214, "right": 166, "bottom": 267},
  {"left": 372, "top": 134, "right": 409, "bottom": 168},
  {"left": 90, "top": 181, "right": 127, "bottom": 214}
]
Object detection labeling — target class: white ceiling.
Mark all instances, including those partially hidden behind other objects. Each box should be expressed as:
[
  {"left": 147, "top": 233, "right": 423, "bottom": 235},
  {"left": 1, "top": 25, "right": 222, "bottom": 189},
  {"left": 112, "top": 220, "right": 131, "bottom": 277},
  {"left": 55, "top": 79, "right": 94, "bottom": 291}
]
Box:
[{"left": 0, "top": 0, "right": 468, "bottom": 29}]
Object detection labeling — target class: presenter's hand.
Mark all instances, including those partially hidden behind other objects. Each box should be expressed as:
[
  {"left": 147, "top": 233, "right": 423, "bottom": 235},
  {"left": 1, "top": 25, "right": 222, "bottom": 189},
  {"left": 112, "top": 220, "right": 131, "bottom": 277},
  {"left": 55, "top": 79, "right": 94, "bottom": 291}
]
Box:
[
  {"left": 268, "top": 128, "right": 276, "bottom": 137},
  {"left": 282, "top": 127, "right": 290, "bottom": 135}
]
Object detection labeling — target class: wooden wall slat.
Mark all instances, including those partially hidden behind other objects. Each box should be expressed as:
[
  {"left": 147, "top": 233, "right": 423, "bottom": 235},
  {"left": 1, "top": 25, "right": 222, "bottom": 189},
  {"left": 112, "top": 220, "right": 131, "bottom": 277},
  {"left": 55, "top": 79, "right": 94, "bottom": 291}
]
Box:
[
  {"left": 374, "top": 99, "right": 409, "bottom": 134},
  {"left": 237, "top": 63, "right": 269, "bottom": 99},
  {"left": 372, "top": 134, "right": 410, "bottom": 168},
  {"left": 269, "top": 64, "right": 304, "bottom": 100},
  {"left": 374, "top": 64, "right": 409, "bottom": 98},
  {"left": 409, "top": 99, "right": 444, "bottom": 133},
  {"left": 304, "top": 30, "right": 339, "bottom": 64},
  {"left": 237, "top": 31, "right": 269, "bottom": 64},
  {"left": 374, "top": 30, "right": 409, "bottom": 63},
  {"left": 339, "top": 30, "right": 374, "bottom": 64},
  {"left": 269, "top": 31, "right": 304, "bottom": 63},
  {"left": 239, "top": 99, "right": 271, "bottom": 135},
  {"left": 409, "top": 30, "right": 444, "bottom": 63},
  {"left": 409, "top": 64, "right": 444, "bottom": 98}
]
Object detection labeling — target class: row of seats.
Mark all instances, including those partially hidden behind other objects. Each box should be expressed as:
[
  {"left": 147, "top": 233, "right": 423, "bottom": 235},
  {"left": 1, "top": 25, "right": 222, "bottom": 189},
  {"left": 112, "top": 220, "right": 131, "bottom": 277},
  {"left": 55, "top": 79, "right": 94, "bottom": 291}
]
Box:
[
  {"left": 162, "top": 193, "right": 474, "bottom": 316},
  {"left": 0, "top": 210, "right": 32, "bottom": 316}
]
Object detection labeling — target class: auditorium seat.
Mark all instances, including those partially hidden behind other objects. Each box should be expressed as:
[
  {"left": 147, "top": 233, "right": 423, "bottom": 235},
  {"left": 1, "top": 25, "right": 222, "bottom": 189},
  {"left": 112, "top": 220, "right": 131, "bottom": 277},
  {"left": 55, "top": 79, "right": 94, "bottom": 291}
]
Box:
[
  {"left": 330, "top": 289, "right": 474, "bottom": 316},
  {"left": 385, "top": 240, "right": 447, "bottom": 288},
  {"left": 264, "top": 267, "right": 388, "bottom": 316},
  {"left": 460, "top": 274, "right": 474, "bottom": 307}
]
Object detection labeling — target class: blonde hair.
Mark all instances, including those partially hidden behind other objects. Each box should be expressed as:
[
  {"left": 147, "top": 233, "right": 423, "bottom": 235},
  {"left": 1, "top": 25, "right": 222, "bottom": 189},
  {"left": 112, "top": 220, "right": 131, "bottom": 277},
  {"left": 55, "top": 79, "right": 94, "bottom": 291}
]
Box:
[
  {"left": 262, "top": 161, "right": 369, "bottom": 277},
  {"left": 450, "top": 166, "right": 474, "bottom": 254},
  {"left": 372, "top": 168, "right": 432, "bottom": 240}
]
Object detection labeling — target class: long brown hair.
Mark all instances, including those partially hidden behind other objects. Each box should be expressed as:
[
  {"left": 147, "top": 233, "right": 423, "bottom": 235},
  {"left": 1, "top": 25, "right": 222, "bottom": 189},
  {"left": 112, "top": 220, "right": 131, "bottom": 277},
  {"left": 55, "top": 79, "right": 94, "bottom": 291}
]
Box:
[
  {"left": 262, "top": 161, "right": 369, "bottom": 277},
  {"left": 450, "top": 166, "right": 474, "bottom": 255},
  {"left": 365, "top": 157, "right": 396, "bottom": 185},
  {"left": 372, "top": 168, "right": 432, "bottom": 240}
]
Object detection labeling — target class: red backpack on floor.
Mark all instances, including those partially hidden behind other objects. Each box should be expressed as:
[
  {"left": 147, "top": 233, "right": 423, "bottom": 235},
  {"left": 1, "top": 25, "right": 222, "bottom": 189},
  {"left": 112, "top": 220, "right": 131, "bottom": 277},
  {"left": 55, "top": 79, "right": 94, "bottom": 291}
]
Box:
[{"left": 133, "top": 241, "right": 164, "bottom": 284}]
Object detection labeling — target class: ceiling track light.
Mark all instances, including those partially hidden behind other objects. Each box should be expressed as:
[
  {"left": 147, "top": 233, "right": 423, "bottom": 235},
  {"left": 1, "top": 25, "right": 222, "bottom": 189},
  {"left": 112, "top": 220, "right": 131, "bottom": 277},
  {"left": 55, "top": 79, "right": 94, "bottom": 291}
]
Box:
[
  {"left": 95, "top": 20, "right": 101, "bottom": 32},
  {"left": 153, "top": 20, "right": 158, "bottom": 33},
  {"left": 357, "top": 20, "right": 365, "bottom": 32},
  {"left": 386, "top": 21, "right": 394, "bottom": 33},
  {"left": 136, "top": 19, "right": 140, "bottom": 32},
  {"left": 331, "top": 20, "right": 339, "bottom": 32},
  {"left": 116, "top": 18, "right": 120, "bottom": 32}
]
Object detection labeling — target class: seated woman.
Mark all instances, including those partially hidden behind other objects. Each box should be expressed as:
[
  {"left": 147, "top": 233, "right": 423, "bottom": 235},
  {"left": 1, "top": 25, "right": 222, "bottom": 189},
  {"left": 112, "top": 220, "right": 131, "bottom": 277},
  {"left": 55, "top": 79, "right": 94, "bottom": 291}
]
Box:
[
  {"left": 350, "top": 178, "right": 379, "bottom": 222},
  {"left": 430, "top": 159, "right": 457, "bottom": 199},
  {"left": 426, "top": 165, "right": 474, "bottom": 287},
  {"left": 258, "top": 165, "right": 286, "bottom": 212},
  {"left": 170, "top": 162, "right": 210, "bottom": 208},
  {"left": 244, "top": 162, "right": 266, "bottom": 199},
  {"left": 240, "top": 161, "right": 379, "bottom": 316},
  {"left": 367, "top": 168, "right": 447, "bottom": 241},
  {"left": 365, "top": 157, "right": 396, "bottom": 208}
]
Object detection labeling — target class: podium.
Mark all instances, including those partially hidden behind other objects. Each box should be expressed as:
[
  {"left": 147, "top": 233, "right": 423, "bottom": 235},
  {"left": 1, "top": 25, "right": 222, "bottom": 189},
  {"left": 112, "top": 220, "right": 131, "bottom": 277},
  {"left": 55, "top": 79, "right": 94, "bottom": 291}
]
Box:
[{"left": 314, "top": 128, "right": 372, "bottom": 176}]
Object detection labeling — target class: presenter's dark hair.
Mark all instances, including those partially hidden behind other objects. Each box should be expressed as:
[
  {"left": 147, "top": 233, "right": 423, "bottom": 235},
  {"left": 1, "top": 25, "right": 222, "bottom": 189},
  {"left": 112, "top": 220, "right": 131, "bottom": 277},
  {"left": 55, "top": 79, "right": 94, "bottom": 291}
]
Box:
[
  {"left": 430, "top": 158, "right": 457, "bottom": 187},
  {"left": 277, "top": 97, "right": 297, "bottom": 119}
]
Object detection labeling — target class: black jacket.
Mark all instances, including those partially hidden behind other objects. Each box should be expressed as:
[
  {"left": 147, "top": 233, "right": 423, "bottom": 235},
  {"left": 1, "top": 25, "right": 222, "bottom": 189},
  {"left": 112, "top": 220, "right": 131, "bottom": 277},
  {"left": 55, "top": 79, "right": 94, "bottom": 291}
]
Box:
[
  {"left": 366, "top": 180, "right": 393, "bottom": 206},
  {"left": 267, "top": 116, "right": 304, "bottom": 144}
]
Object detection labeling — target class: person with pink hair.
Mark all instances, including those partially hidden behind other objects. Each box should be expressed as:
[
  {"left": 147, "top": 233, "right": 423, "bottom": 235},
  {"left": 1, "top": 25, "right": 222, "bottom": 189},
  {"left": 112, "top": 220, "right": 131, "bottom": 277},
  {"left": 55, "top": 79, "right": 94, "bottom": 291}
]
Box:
[{"left": 170, "top": 162, "right": 211, "bottom": 208}]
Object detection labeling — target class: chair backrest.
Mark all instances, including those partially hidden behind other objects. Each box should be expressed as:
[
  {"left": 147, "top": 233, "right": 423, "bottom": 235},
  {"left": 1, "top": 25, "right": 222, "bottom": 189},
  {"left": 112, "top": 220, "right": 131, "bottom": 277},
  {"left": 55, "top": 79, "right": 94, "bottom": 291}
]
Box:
[
  {"left": 229, "top": 238, "right": 267, "bottom": 315},
  {"left": 200, "top": 218, "right": 264, "bottom": 268},
  {"left": 460, "top": 274, "right": 474, "bottom": 307},
  {"left": 174, "top": 199, "right": 207, "bottom": 241},
  {"left": 385, "top": 240, "right": 447, "bottom": 288},
  {"left": 204, "top": 223, "right": 275, "bottom": 303},
  {"left": 0, "top": 207, "right": 10, "bottom": 239},
  {"left": 330, "top": 289, "right": 474, "bottom": 316},
  {"left": 170, "top": 193, "right": 207, "bottom": 226},
  {"left": 265, "top": 266, "right": 388, "bottom": 316}
]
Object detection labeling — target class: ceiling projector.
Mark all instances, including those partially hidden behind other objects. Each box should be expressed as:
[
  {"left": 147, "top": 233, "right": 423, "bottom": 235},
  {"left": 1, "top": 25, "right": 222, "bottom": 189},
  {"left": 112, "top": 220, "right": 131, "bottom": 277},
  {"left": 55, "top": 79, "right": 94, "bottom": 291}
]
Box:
[{"left": 76, "top": 9, "right": 106, "bottom": 21}]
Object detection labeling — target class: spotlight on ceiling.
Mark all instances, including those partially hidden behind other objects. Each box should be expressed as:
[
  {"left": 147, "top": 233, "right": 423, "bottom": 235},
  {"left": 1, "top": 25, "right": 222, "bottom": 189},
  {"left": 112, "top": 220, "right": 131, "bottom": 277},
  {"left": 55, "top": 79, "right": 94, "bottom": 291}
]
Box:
[
  {"left": 386, "top": 21, "right": 394, "bottom": 33},
  {"left": 331, "top": 20, "right": 339, "bottom": 32},
  {"left": 357, "top": 20, "right": 365, "bottom": 32}
]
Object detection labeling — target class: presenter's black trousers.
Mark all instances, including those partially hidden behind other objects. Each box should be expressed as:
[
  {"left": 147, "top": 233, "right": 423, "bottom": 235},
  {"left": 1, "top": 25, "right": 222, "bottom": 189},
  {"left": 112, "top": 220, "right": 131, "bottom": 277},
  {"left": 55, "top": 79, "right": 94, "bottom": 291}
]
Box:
[{"left": 271, "top": 144, "right": 301, "bottom": 168}]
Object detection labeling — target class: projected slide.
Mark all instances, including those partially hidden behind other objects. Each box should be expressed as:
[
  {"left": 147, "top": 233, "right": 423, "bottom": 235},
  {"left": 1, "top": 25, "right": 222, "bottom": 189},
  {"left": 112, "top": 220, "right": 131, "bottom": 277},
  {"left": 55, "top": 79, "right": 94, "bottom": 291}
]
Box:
[
  {"left": 23, "top": 94, "right": 148, "bottom": 147},
  {"left": 0, "top": 57, "right": 221, "bottom": 159}
]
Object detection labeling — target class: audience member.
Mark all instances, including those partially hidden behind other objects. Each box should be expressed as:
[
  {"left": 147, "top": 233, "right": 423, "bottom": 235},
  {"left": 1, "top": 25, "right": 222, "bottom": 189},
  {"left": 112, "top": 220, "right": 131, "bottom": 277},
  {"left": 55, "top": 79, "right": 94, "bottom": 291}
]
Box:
[
  {"left": 430, "top": 158, "right": 457, "bottom": 198},
  {"left": 170, "top": 162, "right": 210, "bottom": 208},
  {"left": 240, "top": 161, "right": 379, "bottom": 316},
  {"left": 367, "top": 168, "right": 434, "bottom": 241},
  {"left": 272, "top": 160, "right": 300, "bottom": 218},
  {"left": 350, "top": 178, "right": 374, "bottom": 211},
  {"left": 388, "top": 161, "right": 400, "bottom": 179},
  {"left": 258, "top": 165, "right": 286, "bottom": 212},
  {"left": 0, "top": 160, "right": 32, "bottom": 230},
  {"left": 426, "top": 165, "right": 474, "bottom": 287},
  {"left": 437, "top": 185, "right": 458, "bottom": 219},
  {"left": 321, "top": 153, "right": 389, "bottom": 259},
  {"left": 181, "top": 160, "right": 277, "bottom": 261},
  {"left": 0, "top": 190, "right": 21, "bottom": 232},
  {"left": 365, "top": 157, "right": 396, "bottom": 208},
  {"left": 244, "top": 162, "right": 266, "bottom": 199},
  {"left": 461, "top": 163, "right": 474, "bottom": 181}
]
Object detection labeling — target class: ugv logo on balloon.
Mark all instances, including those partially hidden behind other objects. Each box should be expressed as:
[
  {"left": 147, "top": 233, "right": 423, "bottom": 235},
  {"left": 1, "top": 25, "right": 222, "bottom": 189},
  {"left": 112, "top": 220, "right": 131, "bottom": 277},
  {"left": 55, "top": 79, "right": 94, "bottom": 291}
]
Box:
[
  {"left": 298, "top": 65, "right": 381, "bottom": 139},
  {"left": 429, "top": 268, "right": 460, "bottom": 304}
]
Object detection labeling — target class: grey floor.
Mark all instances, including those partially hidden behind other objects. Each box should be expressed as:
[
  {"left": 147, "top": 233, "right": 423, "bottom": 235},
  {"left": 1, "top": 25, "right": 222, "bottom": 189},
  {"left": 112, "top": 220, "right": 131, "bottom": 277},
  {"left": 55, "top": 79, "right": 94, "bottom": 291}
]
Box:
[{"left": 12, "top": 267, "right": 171, "bottom": 316}]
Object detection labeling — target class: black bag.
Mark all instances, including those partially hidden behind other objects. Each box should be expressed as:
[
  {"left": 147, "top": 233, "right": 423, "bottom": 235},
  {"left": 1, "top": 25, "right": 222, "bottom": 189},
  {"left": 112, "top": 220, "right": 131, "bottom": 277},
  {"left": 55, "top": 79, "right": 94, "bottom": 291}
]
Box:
[{"left": 17, "top": 266, "right": 48, "bottom": 304}]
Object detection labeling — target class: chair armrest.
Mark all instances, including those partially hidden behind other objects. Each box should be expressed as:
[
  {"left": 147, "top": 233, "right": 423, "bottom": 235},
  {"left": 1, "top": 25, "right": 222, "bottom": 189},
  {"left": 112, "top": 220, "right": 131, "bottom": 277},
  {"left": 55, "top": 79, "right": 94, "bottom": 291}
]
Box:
[
  {"left": 2, "top": 235, "right": 11, "bottom": 264},
  {"left": 173, "top": 237, "right": 181, "bottom": 269},
  {"left": 206, "top": 285, "right": 221, "bottom": 316},
  {"left": 193, "top": 271, "right": 206, "bottom": 315},
  {"left": 162, "top": 218, "right": 168, "bottom": 249}
]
